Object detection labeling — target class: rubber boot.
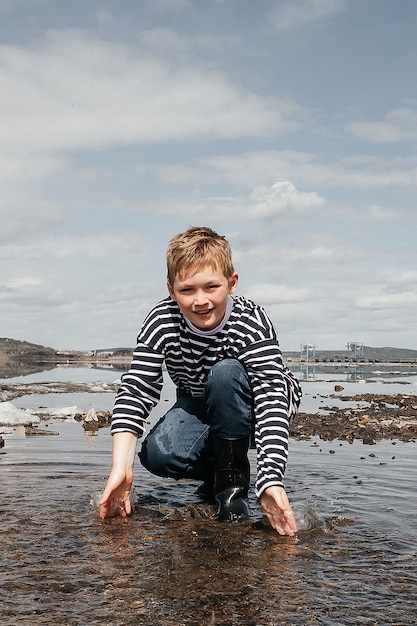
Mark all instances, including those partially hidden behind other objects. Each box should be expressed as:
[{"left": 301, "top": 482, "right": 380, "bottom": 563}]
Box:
[
  {"left": 212, "top": 433, "right": 250, "bottom": 522},
  {"left": 196, "top": 475, "right": 214, "bottom": 502}
]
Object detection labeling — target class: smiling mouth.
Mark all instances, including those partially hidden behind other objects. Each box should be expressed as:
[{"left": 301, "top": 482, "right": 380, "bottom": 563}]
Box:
[{"left": 195, "top": 309, "right": 213, "bottom": 316}]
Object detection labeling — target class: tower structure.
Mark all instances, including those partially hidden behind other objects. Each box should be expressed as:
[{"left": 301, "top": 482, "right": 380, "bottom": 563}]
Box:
[
  {"left": 300, "top": 343, "right": 316, "bottom": 361},
  {"left": 346, "top": 341, "right": 364, "bottom": 359}
]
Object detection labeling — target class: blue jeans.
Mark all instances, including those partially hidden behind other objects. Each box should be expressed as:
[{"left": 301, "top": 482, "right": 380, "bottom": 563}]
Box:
[{"left": 139, "top": 359, "right": 254, "bottom": 480}]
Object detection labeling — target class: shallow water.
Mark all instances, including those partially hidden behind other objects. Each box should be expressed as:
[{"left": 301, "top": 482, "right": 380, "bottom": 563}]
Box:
[{"left": 1, "top": 366, "right": 417, "bottom": 625}]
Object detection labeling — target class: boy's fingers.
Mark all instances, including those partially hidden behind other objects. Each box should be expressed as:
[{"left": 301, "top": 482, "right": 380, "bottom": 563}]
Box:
[
  {"left": 99, "top": 493, "right": 132, "bottom": 519},
  {"left": 284, "top": 508, "right": 298, "bottom": 533},
  {"left": 265, "top": 507, "right": 297, "bottom": 536}
]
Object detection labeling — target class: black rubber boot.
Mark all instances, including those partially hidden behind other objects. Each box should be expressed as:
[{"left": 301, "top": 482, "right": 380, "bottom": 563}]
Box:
[
  {"left": 212, "top": 433, "right": 250, "bottom": 522},
  {"left": 196, "top": 474, "right": 214, "bottom": 502}
]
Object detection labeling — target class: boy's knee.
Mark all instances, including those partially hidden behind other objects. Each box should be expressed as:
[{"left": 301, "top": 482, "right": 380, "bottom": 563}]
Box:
[
  {"left": 208, "top": 359, "right": 248, "bottom": 387},
  {"left": 139, "top": 435, "right": 170, "bottom": 477},
  {"left": 139, "top": 433, "right": 187, "bottom": 479},
  {"left": 205, "top": 359, "right": 254, "bottom": 438}
]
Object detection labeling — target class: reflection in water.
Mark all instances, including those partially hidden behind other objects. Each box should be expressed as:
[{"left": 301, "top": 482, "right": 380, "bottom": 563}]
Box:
[
  {"left": 1, "top": 365, "right": 417, "bottom": 625},
  {"left": 0, "top": 361, "right": 56, "bottom": 380},
  {"left": 1, "top": 422, "right": 416, "bottom": 625},
  {"left": 89, "top": 363, "right": 130, "bottom": 373},
  {"left": 295, "top": 362, "right": 417, "bottom": 385},
  {"left": 345, "top": 366, "right": 365, "bottom": 382},
  {"left": 299, "top": 364, "right": 316, "bottom": 380}
]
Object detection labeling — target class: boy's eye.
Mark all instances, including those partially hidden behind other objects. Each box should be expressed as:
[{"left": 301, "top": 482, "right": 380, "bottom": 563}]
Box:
[{"left": 178, "top": 284, "right": 219, "bottom": 294}]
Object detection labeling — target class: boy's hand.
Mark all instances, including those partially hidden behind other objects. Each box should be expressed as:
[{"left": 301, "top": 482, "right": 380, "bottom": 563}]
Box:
[
  {"left": 99, "top": 431, "right": 138, "bottom": 519},
  {"left": 99, "top": 468, "right": 133, "bottom": 519},
  {"left": 260, "top": 486, "right": 298, "bottom": 536}
]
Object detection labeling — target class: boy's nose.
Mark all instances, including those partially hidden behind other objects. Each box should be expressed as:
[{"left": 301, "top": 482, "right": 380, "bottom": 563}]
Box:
[{"left": 193, "top": 290, "right": 208, "bottom": 305}]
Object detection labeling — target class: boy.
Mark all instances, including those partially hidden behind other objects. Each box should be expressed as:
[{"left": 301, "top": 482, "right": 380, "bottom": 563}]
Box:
[{"left": 99, "top": 227, "right": 301, "bottom": 535}]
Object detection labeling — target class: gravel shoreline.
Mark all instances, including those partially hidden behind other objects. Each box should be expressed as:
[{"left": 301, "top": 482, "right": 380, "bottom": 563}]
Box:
[
  {"left": 1, "top": 379, "right": 416, "bottom": 443},
  {"left": 290, "top": 392, "right": 417, "bottom": 443}
]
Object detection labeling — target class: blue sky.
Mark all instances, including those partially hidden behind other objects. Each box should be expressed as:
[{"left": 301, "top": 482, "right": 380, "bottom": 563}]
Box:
[{"left": 1, "top": 0, "right": 416, "bottom": 351}]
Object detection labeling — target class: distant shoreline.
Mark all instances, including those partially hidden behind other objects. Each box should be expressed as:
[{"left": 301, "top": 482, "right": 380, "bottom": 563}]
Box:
[
  {"left": 2, "top": 352, "right": 417, "bottom": 369},
  {"left": 31, "top": 353, "right": 417, "bottom": 365},
  {"left": 2, "top": 337, "right": 417, "bottom": 370}
]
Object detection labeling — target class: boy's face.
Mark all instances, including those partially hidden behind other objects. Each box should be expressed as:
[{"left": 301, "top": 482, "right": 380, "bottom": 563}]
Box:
[{"left": 168, "top": 265, "right": 238, "bottom": 331}]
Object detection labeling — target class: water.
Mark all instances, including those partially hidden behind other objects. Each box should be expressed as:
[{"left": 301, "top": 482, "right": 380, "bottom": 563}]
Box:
[{"left": 1, "top": 365, "right": 416, "bottom": 625}]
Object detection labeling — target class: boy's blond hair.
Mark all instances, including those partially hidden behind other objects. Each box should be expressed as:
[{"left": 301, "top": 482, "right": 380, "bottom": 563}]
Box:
[{"left": 167, "top": 226, "right": 235, "bottom": 285}]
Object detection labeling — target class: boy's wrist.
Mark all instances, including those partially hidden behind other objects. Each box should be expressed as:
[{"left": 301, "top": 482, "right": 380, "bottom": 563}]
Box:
[{"left": 112, "top": 431, "right": 138, "bottom": 467}]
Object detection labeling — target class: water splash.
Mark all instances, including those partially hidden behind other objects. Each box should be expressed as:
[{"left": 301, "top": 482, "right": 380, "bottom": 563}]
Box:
[
  {"left": 90, "top": 486, "right": 138, "bottom": 516},
  {"left": 291, "top": 501, "right": 327, "bottom": 533}
]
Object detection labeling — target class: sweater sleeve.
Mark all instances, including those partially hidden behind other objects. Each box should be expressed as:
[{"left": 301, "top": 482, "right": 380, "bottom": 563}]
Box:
[
  {"left": 239, "top": 337, "right": 301, "bottom": 497},
  {"left": 110, "top": 341, "right": 164, "bottom": 438}
]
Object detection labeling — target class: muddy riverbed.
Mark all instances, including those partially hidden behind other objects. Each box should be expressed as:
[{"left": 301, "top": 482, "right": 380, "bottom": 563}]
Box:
[{"left": 1, "top": 366, "right": 416, "bottom": 625}]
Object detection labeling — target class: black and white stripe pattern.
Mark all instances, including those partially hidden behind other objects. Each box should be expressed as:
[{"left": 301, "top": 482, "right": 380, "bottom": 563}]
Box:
[{"left": 111, "top": 296, "right": 302, "bottom": 496}]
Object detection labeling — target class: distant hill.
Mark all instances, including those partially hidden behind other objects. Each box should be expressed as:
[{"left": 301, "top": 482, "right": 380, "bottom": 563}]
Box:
[
  {"left": 361, "top": 346, "right": 417, "bottom": 360},
  {"left": 0, "top": 338, "right": 59, "bottom": 378},
  {"left": 1, "top": 338, "right": 417, "bottom": 364},
  {"left": 0, "top": 338, "right": 58, "bottom": 359},
  {"left": 285, "top": 345, "right": 417, "bottom": 361}
]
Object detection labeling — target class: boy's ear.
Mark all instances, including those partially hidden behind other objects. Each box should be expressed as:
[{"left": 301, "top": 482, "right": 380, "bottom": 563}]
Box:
[
  {"left": 167, "top": 280, "right": 176, "bottom": 300},
  {"left": 229, "top": 272, "right": 239, "bottom": 294}
]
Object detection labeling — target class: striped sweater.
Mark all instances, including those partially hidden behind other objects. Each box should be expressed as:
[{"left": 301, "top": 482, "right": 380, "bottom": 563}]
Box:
[{"left": 111, "top": 295, "right": 302, "bottom": 496}]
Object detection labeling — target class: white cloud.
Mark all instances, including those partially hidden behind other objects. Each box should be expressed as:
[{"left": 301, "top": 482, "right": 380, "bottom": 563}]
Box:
[
  {"left": 188, "top": 150, "right": 417, "bottom": 196},
  {"left": 0, "top": 3, "right": 416, "bottom": 352},
  {"left": 0, "top": 232, "right": 150, "bottom": 266},
  {"left": 270, "top": 0, "right": 346, "bottom": 31},
  {"left": 149, "top": 0, "right": 193, "bottom": 10},
  {"left": 389, "top": 270, "right": 417, "bottom": 285},
  {"left": 365, "top": 205, "right": 396, "bottom": 220},
  {"left": 0, "top": 204, "right": 64, "bottom": 245},
  {"left": 0, "top": 28, "right": 305, "bottom": 158},
  {"left": 355, "top": 268, "right": 417, "bottom": 311},
  {"left": 245, "top": 283, "right": 313, "bottom": 305},
  {"left": 347, "top": 107, "right": 417, "bottom": 143},
  {"left": 0, "top": 151, "right": 71, "bottom": 243},
  {"left": 4, "top": 277, "right": 42, "bottom": 289},
  {"left": 248, "top": 181, "right": 325, "bottom": 216},
  {"left": 357, "top": 291, "right": 417, "bottom": 310},
  {"left": 309, "top": 246, "right": 343, "bottom": 260},
  {"left": 152, "top": 179, "right": 325, "bottom": 220}
]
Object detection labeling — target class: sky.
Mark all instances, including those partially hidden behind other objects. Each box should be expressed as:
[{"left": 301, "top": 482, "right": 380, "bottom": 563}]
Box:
[{"left": 1, "top": 0, "right": 416, "bottom": 352}]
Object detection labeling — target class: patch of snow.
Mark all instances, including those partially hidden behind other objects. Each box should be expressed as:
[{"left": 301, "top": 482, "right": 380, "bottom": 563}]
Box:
[{"left": 0, "top": 402, "right": 40, "bottom": 426}]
